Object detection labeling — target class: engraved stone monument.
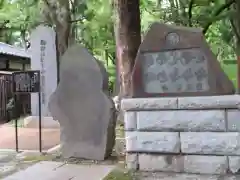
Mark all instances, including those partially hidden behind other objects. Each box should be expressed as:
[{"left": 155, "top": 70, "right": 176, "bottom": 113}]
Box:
[
  {"left": 131, "top": 23, "right": 235, "bottom": 97},
  {"left": 25, "top": 25, "right": 59, "bottom": 128},
  {"left": 48, "top": 44, "right": 116, "bottom": 160}
]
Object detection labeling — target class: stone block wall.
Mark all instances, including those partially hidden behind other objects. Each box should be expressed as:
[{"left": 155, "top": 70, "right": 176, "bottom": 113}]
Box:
[{"left": 122, "top": 95, "right": 240, "bottom": 177}]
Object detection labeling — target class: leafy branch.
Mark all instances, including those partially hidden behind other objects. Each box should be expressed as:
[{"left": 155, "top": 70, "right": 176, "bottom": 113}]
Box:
[{"left": 202, "top": 0, "right": 235, "bottom": 34}]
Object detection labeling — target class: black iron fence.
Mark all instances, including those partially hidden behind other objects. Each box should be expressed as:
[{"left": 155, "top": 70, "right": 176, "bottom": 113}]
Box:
[
  {"left": 0, "top": 72, "right": 12, "bottom": 124},
  {"left": 12, "top": 70, "right": 42, "bottom": 152},
  {"left": 0, "top": 72, "right": 32, "bottom": 124}
]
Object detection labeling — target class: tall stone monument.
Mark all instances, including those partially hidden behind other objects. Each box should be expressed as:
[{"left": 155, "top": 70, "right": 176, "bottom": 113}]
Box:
[
  {"left": 24, "top": 25, "right": 59, "bottom": 128},
  {"left": 48, "top": 44, "right": 116, "bottom": 160},
  {"left": 131, "top": 23, "right": 235, "bottom": 97}
]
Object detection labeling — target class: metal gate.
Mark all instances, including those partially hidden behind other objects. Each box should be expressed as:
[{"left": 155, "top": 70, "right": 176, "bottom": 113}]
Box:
[
  {"left": 0, "top": 71, "right": 32, "bottom": 124},
  {"left": 0, "top": 72, "right": 13, "bottom": 124}
]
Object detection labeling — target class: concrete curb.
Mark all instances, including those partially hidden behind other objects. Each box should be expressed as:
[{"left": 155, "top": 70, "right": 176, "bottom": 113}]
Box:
[{"left": 0, "top": 144, "right": 61, "bottom": 156}]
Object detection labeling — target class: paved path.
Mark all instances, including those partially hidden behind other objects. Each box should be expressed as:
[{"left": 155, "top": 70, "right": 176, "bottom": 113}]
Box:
[
  {"left": 4, "top": 161, "right": 115, "bottom": 180},
  {"left": 0, "top": 151, "right": 18, "bottom": 178},
  {"left": 0, "top": 125, "right": 60, "bottom": 150}
]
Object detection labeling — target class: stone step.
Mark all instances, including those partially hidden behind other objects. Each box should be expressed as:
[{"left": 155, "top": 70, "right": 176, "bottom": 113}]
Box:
[{"left": 4, "top": 161, "right": 115, "bottom": 180}]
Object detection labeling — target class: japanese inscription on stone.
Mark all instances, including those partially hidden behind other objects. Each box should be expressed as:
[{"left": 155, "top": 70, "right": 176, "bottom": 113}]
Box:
[
  {"left": 40, "top": 40, "right": 46, "bottom": 104},
  {"left": 131, "top": 22, "right": 235, "bottom": 97},
  {"left": 142, "top": 48, "right": 209, "bottom": 93}
]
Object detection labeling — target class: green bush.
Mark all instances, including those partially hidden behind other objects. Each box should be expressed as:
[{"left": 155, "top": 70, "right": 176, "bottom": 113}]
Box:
[{"left": 221, "top": 63, "right": 237, "bottom": 88}]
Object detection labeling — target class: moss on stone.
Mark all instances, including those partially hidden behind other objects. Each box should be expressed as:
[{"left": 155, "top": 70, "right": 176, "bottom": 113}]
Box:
[
  {"left": 21, "top": 154, "right": 55, "bottom": 162},
  {"left": 103, "top": 169, "right": 134, "bottom": 180}
]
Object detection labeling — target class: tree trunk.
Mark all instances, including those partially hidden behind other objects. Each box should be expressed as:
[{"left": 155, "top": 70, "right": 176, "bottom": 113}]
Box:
[
  {"left": 68, "top": 0, "right": 77, "bottom": 46},
  {"left": 230, "top": 1, "right": 240, "bottom": 92},
  {"left": 236, "top": 41, "right": 240, "bottom": 93},
  {"left": 114, "top": 0, "right": 141, "bottom": 97},
  {"left": 42, "top": 0, "right": 71, "bottom": 82}
]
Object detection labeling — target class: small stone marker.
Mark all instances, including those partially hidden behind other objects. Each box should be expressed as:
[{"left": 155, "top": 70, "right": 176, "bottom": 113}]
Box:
[
  {"left": 131, "top": 23, "right": 235, "bottom": 97},
  {"left": 48, "top": 44, "right": 116, "bottom": 160}
]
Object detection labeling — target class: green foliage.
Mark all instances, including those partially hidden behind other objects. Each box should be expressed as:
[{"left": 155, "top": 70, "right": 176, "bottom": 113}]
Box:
[
  {"left": 221, "top": 63, "right": 237, "bottom": 87},
  {"left": 205, "top": 21, "right": 236, "bottom": 61},
  {"left": 1, "top": 0, "right": 239, "bottom": 91},
  {"left": 103, "top": 169, "right": 133, "bottom": 180},
  {"left": 0, "top": 0, "right": 41, "bottom": 44}
]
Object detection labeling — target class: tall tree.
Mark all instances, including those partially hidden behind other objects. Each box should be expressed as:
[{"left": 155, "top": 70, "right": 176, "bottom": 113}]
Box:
[
  {"left": 114, "top": 0, "right": 141, "bottom": 97},
  {"left": 41, "top": 0, "right": 71, "bottom": 56},
  {"left": 228, "top": 0, "right": 240, "bottom": 91}
]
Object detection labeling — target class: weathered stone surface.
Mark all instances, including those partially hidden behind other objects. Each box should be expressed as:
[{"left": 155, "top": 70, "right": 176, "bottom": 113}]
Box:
[
  {"left": 4, "top": 161, "right": 61, "bottom": 180},
  {"left": 121, "top": 97, "right": 178, "bottom": 111},
  {"left": 225, "top": 176, "right": 240, "bottom": 180},
  {"left": 4, "top": 161, "right": 115, "bottom": 180},
  {"left": 181, "top": 132, "right": 240, "bottom": 155},
  {"left": 112, "top": 96, "right": 120, "bottom": 111},
  {"left": 48, "top": 44, "right": 116, "bottom": 160},
  {"left": 228, "top": 156, "right": 240, "bottom": 174},
  {"left": 0, "top": 153, "right": 10, "bottom": 162},
  {"left": 0, "top": 165, "right": 17, "bottom": 176},
  {"left": 126, "top": 153, "right": 138, "bottom": 170},
  {"left": 121, "top": 95, "right": 240, "bottom": 110},
  {"left": 125, "top": 132, "right": 180, "bottom": 153},
  {"left": 138, "top": 154, "right": 183, "bottom": 172},
  {"left": 138, "top": 172, "right": 238, "bottom": 180},
  {"left": 178, "top": 95, "right": 240, "bottom": 109},
  {"left": 131, "top": 23, "right": 235, "bottom": 98},
  {"left": 95, "top": 59, "right": 109, "bottom": 94},
  {"left": 183, "top": 155, "right": 228, "bottom": 174},
  {"left": 137, "top": 110, "right": 225, "bottom": 131},
  {"left": 227, "top": 110, "right": 240, "bottom": 131},
  {"left": 23, "top": 116, "right": 60, "bottom": 129},
  {"left": 136, "top": 154, "right": 229, "bottom": 174},
  {"left": 124, "top": 112, "right": 137, "bottom": 131},
  {"left": 114, "top": 138, "right": 125, "bottom": 155},
  {"left": 30, "top": 25, "right": 57, "bottom": 117}
]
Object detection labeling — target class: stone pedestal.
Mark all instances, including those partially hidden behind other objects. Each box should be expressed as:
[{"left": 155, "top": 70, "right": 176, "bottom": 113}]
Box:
[
  {"left": 23, "top": 116, "right": 59, "bottom": 129},
  {"left": 122, "top": 95, "right": 240, "bottom": 178}
]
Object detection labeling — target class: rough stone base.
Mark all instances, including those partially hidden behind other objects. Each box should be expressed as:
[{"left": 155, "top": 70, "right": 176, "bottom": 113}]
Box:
[
  {"left": 24, "top": 116, "right": 60, "bottom": 129},
  {"left": 61, "top": 137, "right": 112, "bottom": 161},
  {"left": 137, "top": 172, "right": 240, "bottom": 180},
  {"left": 122, "top": 96, "right": 240, "bottom": 178}
]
